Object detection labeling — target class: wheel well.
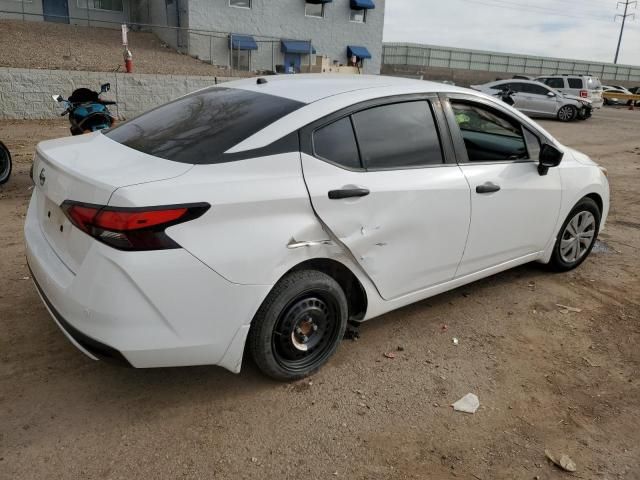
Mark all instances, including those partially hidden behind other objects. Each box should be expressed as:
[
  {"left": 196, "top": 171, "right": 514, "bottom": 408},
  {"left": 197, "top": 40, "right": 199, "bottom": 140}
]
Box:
[
  {"left": 287, "top": 259, "right": 368, "bottom": 321},
  {"left": 584, "top": 193, "right": 603, "bottom": 214}
]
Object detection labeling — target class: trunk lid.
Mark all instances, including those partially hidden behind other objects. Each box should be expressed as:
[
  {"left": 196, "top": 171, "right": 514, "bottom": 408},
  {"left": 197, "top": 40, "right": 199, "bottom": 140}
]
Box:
[{"left": 32, "top": 132, "right": 193, "bottom": 272}]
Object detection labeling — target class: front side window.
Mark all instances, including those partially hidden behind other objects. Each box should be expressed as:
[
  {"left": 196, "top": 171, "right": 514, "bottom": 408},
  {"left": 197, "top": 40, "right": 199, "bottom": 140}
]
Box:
[
  {"left": 77, "top": 0, "right": 123, "bottom": 11},
  {"left": 451, "top": 101, "right": 528, "bottom": 162},
  {"left": 229, "top": 0, "right": 251, "bottom": 8},
  {"left": 305, "top": 2, "right": 324, "bottom": 17},
  {"left": 351, "top": 101, "right": 444, "bottom": 169},
  {"left": 231, "top": 49, "right": 250, "bottom": 71},
  {"left": 105, "top": 88, "right": 303, "bottom": 165},
  {"left": 313, "top": 117, "right": 361, "bottom": 169},
  {"left": 350, "top": 9, "right": 366, "bottom": 22},
  {"left": 568, "top": 78, "right": 583, "bottom": 89}
]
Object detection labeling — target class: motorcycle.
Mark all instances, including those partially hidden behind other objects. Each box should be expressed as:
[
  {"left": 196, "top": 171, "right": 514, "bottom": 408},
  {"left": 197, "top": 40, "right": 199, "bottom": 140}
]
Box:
[
  {"left": 0, "top": 141, "right": 11, "bottom": 185},
  {"left": 53, "top": 83, "right": 116, "bottom": 136}
]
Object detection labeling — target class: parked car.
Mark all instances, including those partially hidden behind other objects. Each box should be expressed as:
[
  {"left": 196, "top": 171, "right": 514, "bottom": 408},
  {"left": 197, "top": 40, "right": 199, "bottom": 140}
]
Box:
[
  {"left": 25, "top": 75, "right": 610, "bottom": 381},
  {"left": 0, "top": 141, "right": 11, "bottom": 185},
  {"left": 602, "top": 86, "right": 638, "bottom": 106},
  {"left": 536, "top": 75, "right": 604, "bottom": 109},
  {"left": 471, "top": 79, "right": 592, "bottom": 121}
]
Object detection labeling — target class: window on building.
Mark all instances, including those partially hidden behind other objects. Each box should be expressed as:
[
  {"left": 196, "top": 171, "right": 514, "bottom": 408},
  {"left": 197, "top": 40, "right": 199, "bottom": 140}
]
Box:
[
  {"left": 77, "top": 0, "right": 123, "bottom": 11},
  {"left": 232, "top": 49, "right": 250, "bottom": 71},
  {"left": 352, "top": 101, "right": 444, "bottom": 169},
  {"left": 305, "top": 2, "right": 324, "bottom": 17},
  {"left": 350, "top": 9, "right": 366, "bottom": 23},
  {"left": 229, "top": 0, "right": 251, "bottom": 8}
]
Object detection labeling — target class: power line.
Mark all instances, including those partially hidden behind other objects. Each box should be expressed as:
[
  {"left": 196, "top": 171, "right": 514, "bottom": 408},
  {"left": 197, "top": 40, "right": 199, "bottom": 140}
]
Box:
[
  {"left": 614, "top": 0, "right": 636, "bottom": 63},
  {"left": 457, "top": 0, "right": 613, "bottom": 22}
]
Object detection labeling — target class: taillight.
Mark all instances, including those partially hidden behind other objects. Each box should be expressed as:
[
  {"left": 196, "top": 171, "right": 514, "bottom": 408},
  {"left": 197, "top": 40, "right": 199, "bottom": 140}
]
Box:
[
  {"left": 61, "top": 201, "right": 210, "bottom": 251},
  {"left": 580, "top": 90, "right": 588, "bottom": 98}
]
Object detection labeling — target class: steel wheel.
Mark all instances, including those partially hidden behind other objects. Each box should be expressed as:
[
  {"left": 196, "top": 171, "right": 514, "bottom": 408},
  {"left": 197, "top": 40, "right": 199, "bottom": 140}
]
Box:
[
  {"left": 559, "top": 210, "right": 596, "bottom": 263},
  {"left": 248, "top": 270, "right": 348, "bottom": 381},
  {"left": 0, "top": 141, "right": 11, "bottom": 185},
  {"left": 557, "top": 105, "right": 577, "bottom": 122},
  {"left": 272, "top": 293, "right": 341, "bottom": 373}
]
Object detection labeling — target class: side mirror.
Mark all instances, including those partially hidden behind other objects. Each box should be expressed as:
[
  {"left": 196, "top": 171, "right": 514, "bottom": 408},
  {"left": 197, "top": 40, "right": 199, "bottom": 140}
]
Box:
[
  {"left": 100, "top": 83, "right": 111, "bottom": 93},
  {"left": 538, "top": 143, "right": 563, "bottom": 175},
  {"left": 52, "top": 94, "right": 63, "bottom": 102},
  {"left": 547, "top": 91, "right": 556, "bottom": 97}
]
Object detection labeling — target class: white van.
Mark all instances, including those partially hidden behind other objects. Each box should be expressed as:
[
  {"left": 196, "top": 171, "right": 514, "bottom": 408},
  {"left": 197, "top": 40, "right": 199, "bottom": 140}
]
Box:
[{"left": 536, "top": 75, "right": 604, "bottom": 109}]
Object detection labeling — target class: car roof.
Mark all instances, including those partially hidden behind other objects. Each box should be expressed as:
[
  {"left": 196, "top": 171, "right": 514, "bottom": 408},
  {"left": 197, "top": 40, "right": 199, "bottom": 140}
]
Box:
[
  {"left": 218, "top": 74, "right": 467, "bottom": 104},
  {"left": 491, "top": 79, "right": 547, "bottom": 86}
]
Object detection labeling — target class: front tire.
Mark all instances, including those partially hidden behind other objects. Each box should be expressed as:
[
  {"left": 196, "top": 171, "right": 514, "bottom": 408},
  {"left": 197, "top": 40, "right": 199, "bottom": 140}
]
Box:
[
  {"left": 557, "top": 105, "right": 577, "bottom": 122},
  {"left": 549, "top": 197, "right": 601, "bottom": 271},
  {"left": 248, "top": 270, "right": 348, "bottom": 381}
]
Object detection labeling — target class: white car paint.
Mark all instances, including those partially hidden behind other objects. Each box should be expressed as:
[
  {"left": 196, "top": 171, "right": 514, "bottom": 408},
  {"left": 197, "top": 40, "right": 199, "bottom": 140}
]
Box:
[{"left": 25, "top": 74, "right": 609, "bottom": 374}]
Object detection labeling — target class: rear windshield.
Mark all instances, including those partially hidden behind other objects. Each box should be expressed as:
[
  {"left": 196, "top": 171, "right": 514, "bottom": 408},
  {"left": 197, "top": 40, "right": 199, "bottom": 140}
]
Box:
[
  {"left": 105, "top": 87, "right": 304, "bottom": 164},
  {"left": 587, "top": 77, "right": 602, "bottom": 90}
]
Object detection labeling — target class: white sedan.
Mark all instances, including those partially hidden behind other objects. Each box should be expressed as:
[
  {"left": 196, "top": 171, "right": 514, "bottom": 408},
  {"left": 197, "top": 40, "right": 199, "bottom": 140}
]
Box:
[{"left": 25, "top": 75, "right": 609, "bottom": 380}]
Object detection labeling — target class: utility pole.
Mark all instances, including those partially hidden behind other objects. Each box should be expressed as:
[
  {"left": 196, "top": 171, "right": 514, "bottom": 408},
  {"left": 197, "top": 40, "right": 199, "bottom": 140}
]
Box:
[{"left": 614, "top": 0, "right": 636, "bottom": 64}]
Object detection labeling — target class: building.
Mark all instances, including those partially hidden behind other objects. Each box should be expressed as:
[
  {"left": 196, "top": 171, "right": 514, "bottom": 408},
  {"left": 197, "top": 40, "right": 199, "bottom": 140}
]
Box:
[{"left": 0, "top": 0, "right": 385, "bottom": 74}]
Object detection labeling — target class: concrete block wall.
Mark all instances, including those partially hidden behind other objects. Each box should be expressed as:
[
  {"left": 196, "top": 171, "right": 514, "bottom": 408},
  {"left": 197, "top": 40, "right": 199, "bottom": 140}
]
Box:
[{"left": 0, "top": 67, "right": 232, "bottom": 120}]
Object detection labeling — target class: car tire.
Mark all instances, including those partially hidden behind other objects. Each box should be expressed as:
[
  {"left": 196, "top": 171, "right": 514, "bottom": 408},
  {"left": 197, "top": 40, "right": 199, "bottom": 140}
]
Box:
[
  {"left": 557, "top": 105, "right": 578, "bottom": 122},
  {"left": 248, "top": 270, "right": 348, "bottom": 381},
  {"left": 548, "top": 197, "right": 601, "bottom": 272},
  {"left": 0, "top": 141, "right": 11, "bottom": 185}
]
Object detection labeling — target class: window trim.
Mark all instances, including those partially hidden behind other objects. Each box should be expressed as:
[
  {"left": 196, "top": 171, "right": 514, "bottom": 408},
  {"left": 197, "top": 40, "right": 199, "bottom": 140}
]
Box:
[
  {"left": 305, "top": 1, "right": 325, "bottom": 18},
  {"left": 440, "top": 92, "right": 553, "bottom": 166},
  {"left": 349, "top": 8, "right": 367, "bottom": 23},
  {"left": 301, "top": 93, "right": 455, "bottom": 172},
  {"left": 229, "top": 0, "right": 251, "bottom": 9}
]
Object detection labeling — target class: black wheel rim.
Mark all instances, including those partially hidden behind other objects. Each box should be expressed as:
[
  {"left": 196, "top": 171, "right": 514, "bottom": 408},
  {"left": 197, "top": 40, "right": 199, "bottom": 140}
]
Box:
[
  {"left": 271, "top": 291, "right": 341, "bottom": 373},
  {"left": 0, "top": 144, "right": 10, "bottom": 182}
]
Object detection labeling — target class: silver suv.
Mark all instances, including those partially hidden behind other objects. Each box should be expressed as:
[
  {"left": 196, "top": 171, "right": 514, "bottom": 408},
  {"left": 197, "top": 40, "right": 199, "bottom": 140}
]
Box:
[{"left": 535, "top": 75, "right": 604, "bottom": 108}]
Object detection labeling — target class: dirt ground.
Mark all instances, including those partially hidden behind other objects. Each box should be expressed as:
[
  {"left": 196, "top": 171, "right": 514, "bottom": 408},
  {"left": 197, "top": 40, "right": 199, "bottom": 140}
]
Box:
[
  {"left": 1, "top": 108, "right": 639, "bottom": 480},
  {"left": 0, "top": 20, "right": 234, "bottom": 76}
]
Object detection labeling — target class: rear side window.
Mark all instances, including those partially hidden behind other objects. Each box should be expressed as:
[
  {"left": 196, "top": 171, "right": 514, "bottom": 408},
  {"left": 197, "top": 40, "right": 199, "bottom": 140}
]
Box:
[
  {"left": 522, "top": 83, "right": 550, "bottom": 95},
  {"left": 313, "top": 117, "right": 361, "bottom": 169},
  {"left": 351, "top": 101, "right": 443, "bottom": 169},
  {"left": 105, "top": 88, "right": 304, "bottom": 164},
  {"left": 568, "top": 78, "right": 583, "bottom": 89},
  {"left": 544, "top": 78, "right": 565, "bottom": 89}
]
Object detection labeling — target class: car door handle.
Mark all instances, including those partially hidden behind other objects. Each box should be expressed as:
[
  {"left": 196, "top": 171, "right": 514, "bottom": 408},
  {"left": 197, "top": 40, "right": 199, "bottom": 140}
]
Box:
[
  {"left": 476, "top": 182, "right": 501, "bottom": 194},
  {"left": 328, "top": 188, "right": 370, "bottom": 200}
]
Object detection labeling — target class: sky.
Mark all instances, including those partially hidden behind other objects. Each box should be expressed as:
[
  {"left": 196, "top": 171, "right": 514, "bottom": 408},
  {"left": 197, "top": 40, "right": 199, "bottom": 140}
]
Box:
[{"left": 383, "top": 0, "right": 640, "bottom": 66}]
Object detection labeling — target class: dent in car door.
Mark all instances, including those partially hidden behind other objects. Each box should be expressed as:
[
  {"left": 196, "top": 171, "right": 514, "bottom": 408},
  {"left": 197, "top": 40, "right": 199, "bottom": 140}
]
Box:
[{"left": 300, "top": 98, "right": 471, "bottom": 300}]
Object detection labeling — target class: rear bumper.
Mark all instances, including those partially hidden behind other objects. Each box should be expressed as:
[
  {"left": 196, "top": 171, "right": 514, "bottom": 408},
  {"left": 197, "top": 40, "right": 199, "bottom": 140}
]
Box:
[
  {"left": 24, "top": 192, "right": 271, "bottom": 372},
  {"left": 29, "top": 265, "right": 131, "bottom": 367}
]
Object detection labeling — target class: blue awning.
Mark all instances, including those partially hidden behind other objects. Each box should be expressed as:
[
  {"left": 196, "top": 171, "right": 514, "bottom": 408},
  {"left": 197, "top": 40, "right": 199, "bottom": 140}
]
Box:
[
  {"left": 281, "top": 40, "right": 316, "bottom": 54},
  {"left": 347, "top": 45, "right": 372, "bottom": 59},
  {"left": 350, "top": 0, "right": 375, "bottom": 9},
  {"left": 229, "top": 34, "right": 258, "bottom": 51}
]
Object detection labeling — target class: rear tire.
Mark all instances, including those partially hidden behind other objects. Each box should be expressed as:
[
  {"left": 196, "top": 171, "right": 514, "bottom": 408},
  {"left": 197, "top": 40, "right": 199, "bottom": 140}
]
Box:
[
  {"left": 0, "top": 141, "right": 11, "bottom": 185},
  {"left": 548, "top": 197, "right": 601, "bottom": 272},
  {"left": 248, "top": 270, "right": 348, "bottom": 381},
  {"left": 557, "top": 105, "right": 577, "bottom": 122}
]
